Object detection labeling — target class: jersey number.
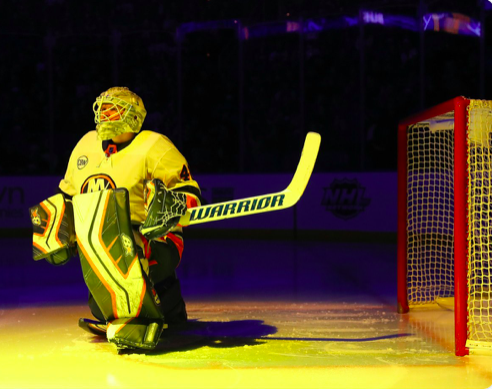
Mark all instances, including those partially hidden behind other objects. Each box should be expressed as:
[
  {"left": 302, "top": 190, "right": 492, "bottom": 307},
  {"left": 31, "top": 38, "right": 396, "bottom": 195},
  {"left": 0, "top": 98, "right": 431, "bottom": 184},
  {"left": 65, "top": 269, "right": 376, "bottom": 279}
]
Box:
[{"left": 180, "top": 165, "right": 191, "bottom": 181}]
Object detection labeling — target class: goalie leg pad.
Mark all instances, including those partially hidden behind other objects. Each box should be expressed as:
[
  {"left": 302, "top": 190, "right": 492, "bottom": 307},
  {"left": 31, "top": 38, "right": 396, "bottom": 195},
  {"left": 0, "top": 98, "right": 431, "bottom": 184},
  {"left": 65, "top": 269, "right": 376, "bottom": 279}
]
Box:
[
  {"left": 30, "top": 193, "right": 76, "bottom": 266},
  {"left": 147, "top": 240, "right": 187, "bottom": 324},
  {"left": 88, "top": 292, "right": 105, "bottom": 322},
  {"left": 73, "top": 188, "right": 164, "bottom": 325}
]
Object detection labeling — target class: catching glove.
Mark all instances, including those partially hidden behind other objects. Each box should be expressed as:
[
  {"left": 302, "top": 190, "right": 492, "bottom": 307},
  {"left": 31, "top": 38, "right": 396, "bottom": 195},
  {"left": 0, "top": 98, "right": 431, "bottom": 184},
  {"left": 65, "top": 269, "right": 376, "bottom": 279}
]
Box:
[{"left": 140, "top": 179, "right": 188, "bottom": 240}]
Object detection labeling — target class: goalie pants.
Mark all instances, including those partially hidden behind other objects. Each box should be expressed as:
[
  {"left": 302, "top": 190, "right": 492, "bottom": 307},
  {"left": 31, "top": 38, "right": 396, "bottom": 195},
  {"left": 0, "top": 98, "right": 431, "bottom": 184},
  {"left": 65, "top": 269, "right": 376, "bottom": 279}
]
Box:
[{"left": 88, "top": 235, "right": 187, "bottom": 324}]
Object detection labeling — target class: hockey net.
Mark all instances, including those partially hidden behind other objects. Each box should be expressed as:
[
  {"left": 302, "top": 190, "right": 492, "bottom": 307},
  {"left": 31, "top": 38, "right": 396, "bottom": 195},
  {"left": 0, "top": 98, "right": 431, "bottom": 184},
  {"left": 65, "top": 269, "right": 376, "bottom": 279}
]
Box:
[
  {"left": 406, "top": 115, "right": 455, "bottom": 305},
  {"left": 467, "top": 100, "right": 492, "bottom": 349},
  {"left": 398, "top": 97, "right": 492, "bottom": 356}
]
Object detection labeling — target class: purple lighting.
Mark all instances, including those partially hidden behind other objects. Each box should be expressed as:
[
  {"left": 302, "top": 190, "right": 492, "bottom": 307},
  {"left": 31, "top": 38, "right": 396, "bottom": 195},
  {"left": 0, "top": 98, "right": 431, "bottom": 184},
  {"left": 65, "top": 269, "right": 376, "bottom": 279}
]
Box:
[
  {"left": 177, "top": 10, "right": 481, "bottom": 42},
  {"left": 362, "top": 11, "right": 385, "bottom": 25},
  {"left": 422, "top": 13, "right": 481, "bottom": 37}
]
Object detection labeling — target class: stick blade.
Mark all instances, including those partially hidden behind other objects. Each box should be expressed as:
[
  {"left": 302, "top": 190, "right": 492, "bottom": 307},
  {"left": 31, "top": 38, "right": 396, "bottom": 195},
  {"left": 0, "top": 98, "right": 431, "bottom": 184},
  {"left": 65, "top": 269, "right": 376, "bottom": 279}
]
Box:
[{"left": 284, "top": 132, "right": 321, "bottom": 206}]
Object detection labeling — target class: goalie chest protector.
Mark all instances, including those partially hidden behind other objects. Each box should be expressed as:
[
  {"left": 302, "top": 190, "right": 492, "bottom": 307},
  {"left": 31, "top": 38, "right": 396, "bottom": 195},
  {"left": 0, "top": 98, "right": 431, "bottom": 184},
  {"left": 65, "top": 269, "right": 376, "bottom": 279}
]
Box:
[{"left": 59, "top": 130, "right": 200, "bottom": 225}]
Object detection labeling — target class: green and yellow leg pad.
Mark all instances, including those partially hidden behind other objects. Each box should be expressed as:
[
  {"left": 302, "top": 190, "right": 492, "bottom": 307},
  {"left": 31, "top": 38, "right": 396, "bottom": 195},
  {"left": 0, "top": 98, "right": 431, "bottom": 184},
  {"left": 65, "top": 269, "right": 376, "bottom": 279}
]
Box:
[
  {"left": 73, "top": 188, "right": 164, "bottom": 350},
  {"left": 30, "top": 193, "right": 76, "bottom": 266}
]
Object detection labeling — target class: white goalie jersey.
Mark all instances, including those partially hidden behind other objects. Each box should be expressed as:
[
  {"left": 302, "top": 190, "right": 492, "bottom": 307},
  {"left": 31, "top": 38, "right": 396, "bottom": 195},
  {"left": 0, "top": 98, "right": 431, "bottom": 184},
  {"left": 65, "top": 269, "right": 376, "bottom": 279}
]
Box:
[{"left": 59, "top": 130, "right": 202, "bottom": 237}]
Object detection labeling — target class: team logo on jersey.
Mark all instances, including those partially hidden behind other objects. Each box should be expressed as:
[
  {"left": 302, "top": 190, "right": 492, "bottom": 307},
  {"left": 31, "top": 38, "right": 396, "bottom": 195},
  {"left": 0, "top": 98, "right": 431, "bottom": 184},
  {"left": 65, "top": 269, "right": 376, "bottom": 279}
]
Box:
[
  {"left": 81, "top": 174, "right": 116, "bottom": 193},
  {"left": 321, "top": 178, "right": 371, "bottom": 220},
  {"left": 120, "top": 233, "right": 134, "bottom": 258},
  {"left": 77, "top": 156, "right": 89, "bottom": 170},
  {"left": 30, "top": 207, "right": 41, "bottom": 226}
]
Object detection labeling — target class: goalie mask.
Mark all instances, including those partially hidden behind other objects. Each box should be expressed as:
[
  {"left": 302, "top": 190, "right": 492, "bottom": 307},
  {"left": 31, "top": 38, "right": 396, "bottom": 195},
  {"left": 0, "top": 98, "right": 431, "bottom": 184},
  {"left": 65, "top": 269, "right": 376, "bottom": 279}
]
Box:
[{"left": 93, "top": 87, "right": 147, "bottom": 141}]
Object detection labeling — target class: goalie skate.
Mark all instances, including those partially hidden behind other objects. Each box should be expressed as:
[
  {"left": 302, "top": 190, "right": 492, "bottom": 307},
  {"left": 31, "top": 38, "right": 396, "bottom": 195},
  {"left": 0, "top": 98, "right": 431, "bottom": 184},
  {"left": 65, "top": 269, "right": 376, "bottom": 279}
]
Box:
[{"left": 78, "top": 318, "right": 107, "bottom": 337}]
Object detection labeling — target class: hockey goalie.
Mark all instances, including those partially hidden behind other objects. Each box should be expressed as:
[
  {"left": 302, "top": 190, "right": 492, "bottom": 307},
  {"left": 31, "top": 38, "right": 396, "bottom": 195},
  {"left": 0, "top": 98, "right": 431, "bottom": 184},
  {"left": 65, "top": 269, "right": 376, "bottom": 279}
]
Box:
[
  {"left": 30, "top": 87, "right": 202, "bottom": 352},
  {"left": 29, "top": 86, "right": 320, "bottom": 354}
]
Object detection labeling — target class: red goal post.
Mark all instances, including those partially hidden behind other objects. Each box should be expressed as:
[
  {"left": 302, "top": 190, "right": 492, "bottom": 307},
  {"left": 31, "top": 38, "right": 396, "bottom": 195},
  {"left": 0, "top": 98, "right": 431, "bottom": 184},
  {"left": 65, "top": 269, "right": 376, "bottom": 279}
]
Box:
[{"left": 397, "top": 96, "right": 492, "bottom": 356}]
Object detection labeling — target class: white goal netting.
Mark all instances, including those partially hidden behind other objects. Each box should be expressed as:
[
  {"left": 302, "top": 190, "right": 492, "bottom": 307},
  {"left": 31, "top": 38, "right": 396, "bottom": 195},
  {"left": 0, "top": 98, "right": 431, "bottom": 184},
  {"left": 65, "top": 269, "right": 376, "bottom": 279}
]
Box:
[
  {"left": 467, "top": 100, "right": 492, "bottom": 345},
  {"left": 406, "top": 100, "right": 492, "bottom": 347},
  {"left": 406, "top": 113, "right": 455, "bottom": 305}
]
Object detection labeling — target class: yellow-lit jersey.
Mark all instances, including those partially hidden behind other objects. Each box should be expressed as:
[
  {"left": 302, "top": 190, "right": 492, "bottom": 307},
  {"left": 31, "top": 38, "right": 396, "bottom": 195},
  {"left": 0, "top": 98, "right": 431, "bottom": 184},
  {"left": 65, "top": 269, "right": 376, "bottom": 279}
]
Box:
[{"left": 59, "top": 130, "right": 201, "bottom": 251}]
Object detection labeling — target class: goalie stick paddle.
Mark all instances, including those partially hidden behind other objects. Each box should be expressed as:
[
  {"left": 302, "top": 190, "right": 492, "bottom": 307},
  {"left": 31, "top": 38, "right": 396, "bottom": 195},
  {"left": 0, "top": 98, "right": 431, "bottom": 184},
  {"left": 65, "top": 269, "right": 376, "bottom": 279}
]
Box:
[{"left": 179, "top": 132, "right": 321, "bottom": 226}]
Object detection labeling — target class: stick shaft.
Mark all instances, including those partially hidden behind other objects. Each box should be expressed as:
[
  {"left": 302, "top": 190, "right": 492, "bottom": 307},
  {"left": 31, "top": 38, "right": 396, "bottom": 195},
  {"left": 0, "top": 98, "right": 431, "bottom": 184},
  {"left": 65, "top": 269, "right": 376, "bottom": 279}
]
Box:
[{"left": 179, "top": 132, "right": 321, "bottom": 226}]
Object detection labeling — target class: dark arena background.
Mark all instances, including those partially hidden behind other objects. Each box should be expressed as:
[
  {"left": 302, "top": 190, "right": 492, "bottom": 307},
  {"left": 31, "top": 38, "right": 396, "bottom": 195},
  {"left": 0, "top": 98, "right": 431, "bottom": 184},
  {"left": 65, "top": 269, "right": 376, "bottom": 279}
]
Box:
[{"left": 1, "top": 1, "right": 492, "bottom": 388}]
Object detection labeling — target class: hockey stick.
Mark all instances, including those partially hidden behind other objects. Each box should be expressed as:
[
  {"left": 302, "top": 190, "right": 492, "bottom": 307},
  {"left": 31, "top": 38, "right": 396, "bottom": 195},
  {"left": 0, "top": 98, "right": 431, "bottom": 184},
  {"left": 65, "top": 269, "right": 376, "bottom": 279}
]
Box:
[{"left": 179, "top": 132, "right": 321, "bottom": 226}]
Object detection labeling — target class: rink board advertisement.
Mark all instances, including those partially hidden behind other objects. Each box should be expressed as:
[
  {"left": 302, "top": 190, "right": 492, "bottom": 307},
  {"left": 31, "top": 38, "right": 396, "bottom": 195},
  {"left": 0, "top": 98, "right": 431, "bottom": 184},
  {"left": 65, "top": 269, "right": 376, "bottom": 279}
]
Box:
[{"left": 0, "top": 173, "right": 397, "bottom": 233}]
